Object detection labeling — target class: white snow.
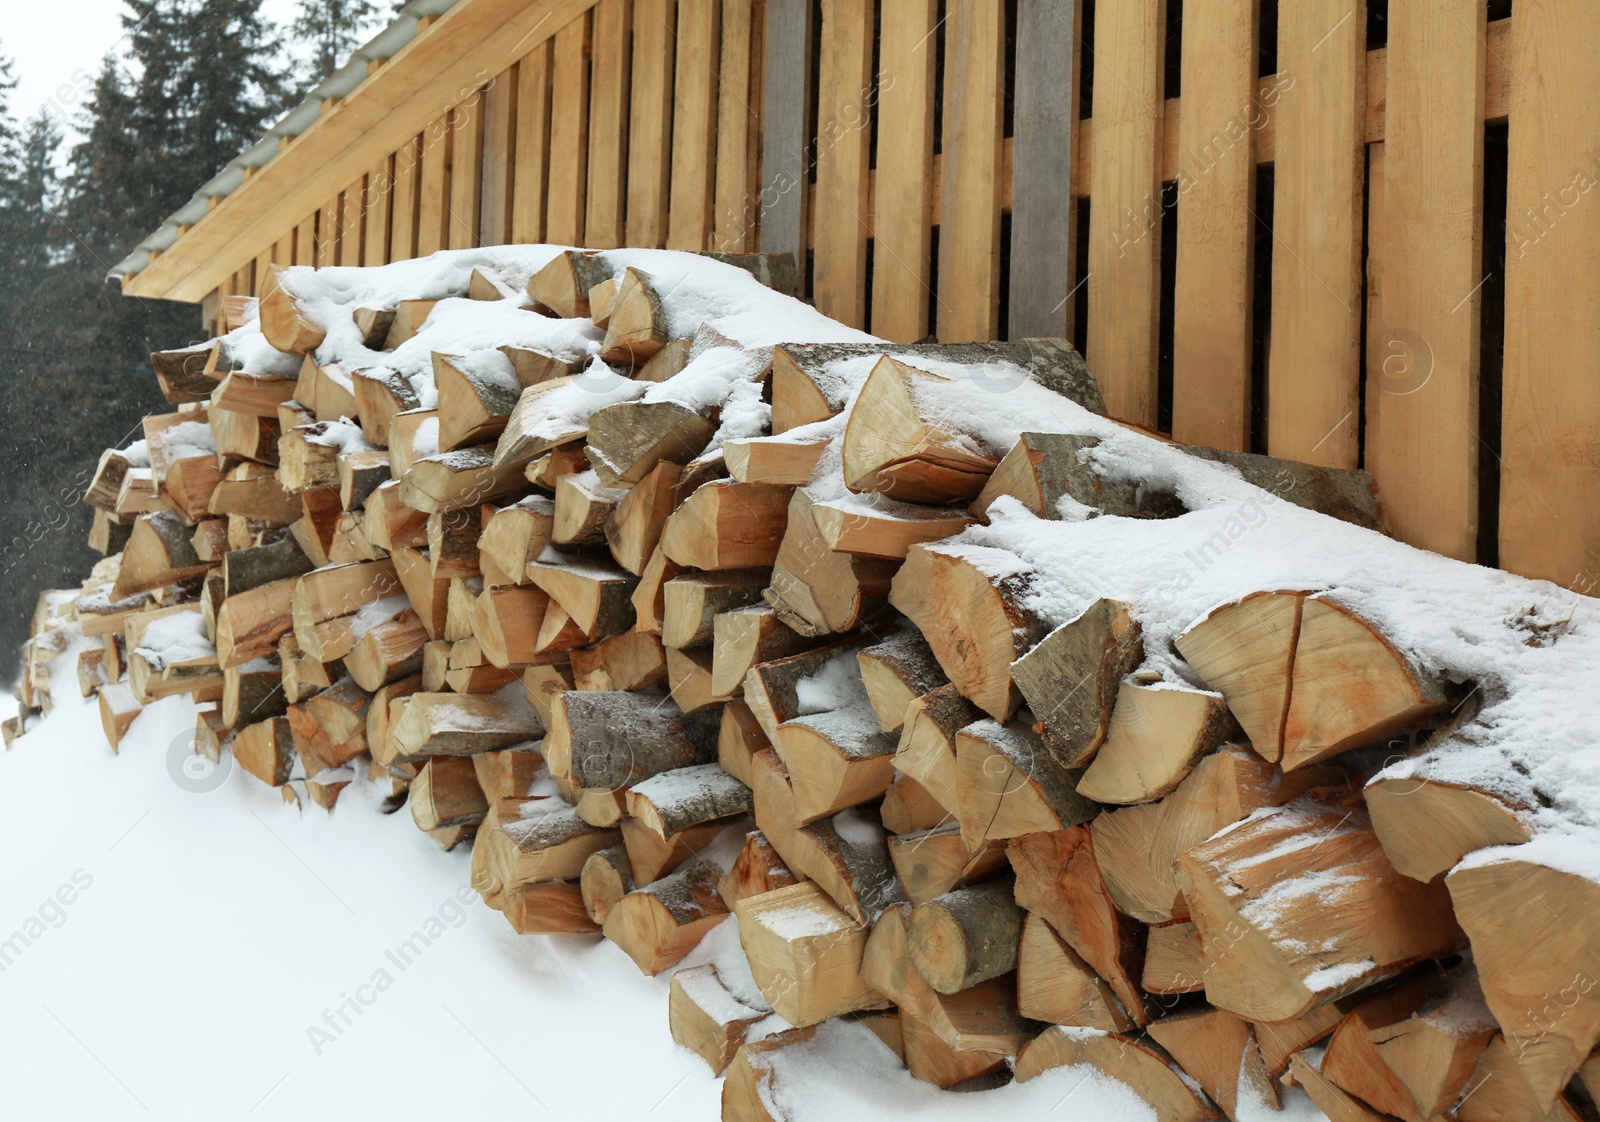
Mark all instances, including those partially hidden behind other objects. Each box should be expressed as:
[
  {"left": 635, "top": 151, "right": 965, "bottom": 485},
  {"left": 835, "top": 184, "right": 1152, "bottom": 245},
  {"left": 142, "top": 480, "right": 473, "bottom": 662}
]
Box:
[
  {"left": 1303, "top": 959, "right": 1378, "bottom": 993},
  {"left": 131, "top": 612, "right": 215, "bottom": 670}
]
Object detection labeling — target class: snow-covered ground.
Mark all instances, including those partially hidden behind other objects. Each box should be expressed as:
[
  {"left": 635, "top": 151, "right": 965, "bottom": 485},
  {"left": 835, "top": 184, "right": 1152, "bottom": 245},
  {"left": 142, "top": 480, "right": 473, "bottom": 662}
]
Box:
[{"left": 0, "top": 655, "right": 1332, "bottom": 1121}]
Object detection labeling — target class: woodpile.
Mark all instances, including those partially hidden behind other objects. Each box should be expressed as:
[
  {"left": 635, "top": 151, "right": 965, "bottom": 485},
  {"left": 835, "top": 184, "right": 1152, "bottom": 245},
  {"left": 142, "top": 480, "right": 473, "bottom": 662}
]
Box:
[{"left": 16, "top": 245, "right": 1600, "bottom": 1122}]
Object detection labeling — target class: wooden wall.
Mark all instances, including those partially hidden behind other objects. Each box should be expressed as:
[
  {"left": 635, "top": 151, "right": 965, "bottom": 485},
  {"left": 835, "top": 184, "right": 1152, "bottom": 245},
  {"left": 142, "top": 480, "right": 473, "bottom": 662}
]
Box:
[{"left": 215, "top": 0, "right": 1600, "bottom": 593}]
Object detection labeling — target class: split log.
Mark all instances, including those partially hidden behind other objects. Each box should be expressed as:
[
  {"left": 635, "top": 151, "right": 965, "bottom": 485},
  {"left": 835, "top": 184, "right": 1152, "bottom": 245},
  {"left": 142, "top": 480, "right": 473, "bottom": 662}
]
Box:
[
  {"left": 469, "top": 584, "right": 551, "bottom": 669},
  {"left": 290, "top": 559, "right": 401, "bottom": 661},
  {"left": 734, "top": 881, "right": 887, "bottom": 1027},
  {"left": 599, "top": 267, "right": 670, "bottom": 364},
  {"left": 603, "top": 460, "right": 680, "bottom": 575},
  {"left": 382, "top": 299, "right": 438, "bottom": 350},
  {"left": 1017, "top": 912, "right": 1137, "bottom": 1031},
  {"left": 486, "top": 798, "right": 621, "bottom": 888},
  {"left": 1176, "top": 591, "right": 1450, "bottom": 770},
  {"left": 955, "top": 717, "right": 1098, "bottom": 843},
  {"left": 409, "top": 756, "right": 489, "bottom": 831},
  {"left": 281, "top": 632, "right": 336, "bottom": 703},
  {"left": 385, "top": 686, "right": 542, "bottom": 763},
  {"left": 478, "top": 495, "right": 555, "bottom": 581},
  {"left": 717, "top": 701, "right": 770, "bottom": 786},
  {"left": 1447, "top": 857, "right": 1600, "bottom": 1106},
  {"left": 1010, "top": 826, "right": 1147, "bottom": 1022},
  {"left": 567, "top": 629, "right": 665, "bottom": 692},
  {"left": 1146, "top": 1006, "right": 1280, "bottom": 1120},
  {"left": 259, "top": 265, "right": 325, "bottom": 354},
  {"left": 972, "top": 431, "right": 1185, "bottom": 520},
  {"left": 1014, "top": 1027, "right": 1217, "bottom": 1121},
  {"left": 1365, "top": 777, "right": 1530, "bottom": 882},
  {"left": 553, "top": 470, "right": 628, "bottom": 546},
  {"left": 669, "top": 963, "right": 767, "bottom": 1075},
  {"left": 1143, "top": 921, "right": 1206, "bottom": 994},
  {"left": 525, "top": 553, "right": 637, "bottom": 638},
  {"left": 886, "top": 822, "right": 1008, "bottom": 906},
  {"left": 526, "top": 249, "right": 611, "bottom": 317},
  {"left": 470, "top": 746, "right": 545, "bottom": 802},
  {"left": 234, "top": 716, "right": 296, "bottom": 787},
  {"left": 856, "top": 629, "right": 947, "bottom": 733},
  {"left": 765, "top": 489, "right": 897, "bottom": 636},
  {"left": 809, "top": 496, "right": 975, "bottom": 560},
  {"left": 426, "top": 508, "right": 481, "bottom": 578},
  {"left": 545, "top": 689, "right": 719, "bottom": 789},
  {"left": 665, "top": 646, "right": 734, "bottom": 713},
  {"left": 890, "top": 542, "right": 1047, "bottom": 722},
  {"left": 400, "top": 447, "right": 527, "bottom": 513},
  {"left": 1177, "top": 801, "right": 1464, "bottom": 1024},
  {"left": 890, "top": 684, "right": 977, "bottom": 817},
  {"left": 500, "top": 880, "right": 600, "bottom": 935},
  {"left": 222, "top": 658, "right": 287, "bottom": 725},
  {"left": 114, "top": 512, "right": 210, "bottom": 598},
  {"left": 1075, "top": 683, "right": 1240, "bottom": 804},
  {"left": 773, "top": 705, "right": 898, "bottom": 823},
  {"left": 1453, "top": 1035, "right": 1585, "bottom": 1122},
  {"left": 586, "top": 400, "right": 716, "bottom": 486},
  {"left": 619, "top": 816, "right": 727, "bottom": 882},
  {"left": 1092, "top": 744, "right": 1331, "bottom": 924},
  {"left": 98, "top": 682, "right": 141, "bottom": 749},
  {"left": 151, "top": 341, "right": 217, "bottom": 403},
  {"left": 741, "top": 635, "right": 880, "bottom": 744},
  {"left": 344, "top": 607, "right": 428, "bottom": 690},
  {"left": 350, "top": 368, "right": 421, "bottom": 446},
  {"left": 718, "top": 830, "right": 801, "bottom": 909},
  {"left": 625, "top": 762, "right": 753, "bottom": 839},
  {"left": 661, "top": 481, "right": 792, "bottom": 570},
  {"left": 1010, "top": 598, "right": 1143, "bottom": 769},
  {"left": 721, "top": 1027, "right": 817, "bottom": 1122},
  {"left": 712, "top": 606, "right": 824, "bottom": 699},
  {"left": 841, "top": 357, "right": 1006, "bottom": 502},
  {"left": 906, "top": 879, "right": 1022, "bottom": 994},
  {"left": 580, "top": 844, "right": 635, "bottom": 923},
  {"left": 880, "top": 773, "right": 950, "bottom": 835},
  {"left": 434, "top": 350, "right": 522, "bottom": 450},
  {"left": 770, "top": 338, "right": 1103, "bottom": 434},
  {"left": 724, "top": 431, "right": 830, "bottom": 486},
  {"left": 662, "top": 570, "right": 770, "bottom": 650},
  {"left": 603, "top": 856, "right": 728, "bottom": 975},
  {"left": 634, "top": 337, "right": 690, "bottom": 382}
]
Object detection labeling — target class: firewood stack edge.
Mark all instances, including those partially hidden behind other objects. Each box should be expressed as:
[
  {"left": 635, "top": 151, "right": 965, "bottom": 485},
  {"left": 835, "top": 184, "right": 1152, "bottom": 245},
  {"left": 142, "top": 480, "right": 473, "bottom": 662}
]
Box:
[{"left": 12, "top": 246, "right": 1600, "bottom": 1122}]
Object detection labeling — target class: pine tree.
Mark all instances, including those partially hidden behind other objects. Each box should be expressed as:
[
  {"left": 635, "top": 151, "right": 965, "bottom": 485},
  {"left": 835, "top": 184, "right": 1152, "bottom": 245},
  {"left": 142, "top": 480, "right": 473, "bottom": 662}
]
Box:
[{"left": 293, "top": 0, "right": 380, "bottom": 84}]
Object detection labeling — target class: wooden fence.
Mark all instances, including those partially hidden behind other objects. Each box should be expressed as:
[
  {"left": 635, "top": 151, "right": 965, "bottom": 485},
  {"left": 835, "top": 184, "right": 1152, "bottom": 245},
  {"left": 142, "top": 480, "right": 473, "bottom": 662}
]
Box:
[{"left": 188, "top": 0, "right": 1597, "bottom": 592}]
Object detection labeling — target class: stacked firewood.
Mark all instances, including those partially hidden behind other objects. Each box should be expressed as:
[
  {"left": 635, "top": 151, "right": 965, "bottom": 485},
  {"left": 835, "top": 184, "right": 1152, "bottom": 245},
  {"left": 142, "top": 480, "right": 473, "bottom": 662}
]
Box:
[{"left": 15, "top": 245, "right": 1599, "bottom": 1122}]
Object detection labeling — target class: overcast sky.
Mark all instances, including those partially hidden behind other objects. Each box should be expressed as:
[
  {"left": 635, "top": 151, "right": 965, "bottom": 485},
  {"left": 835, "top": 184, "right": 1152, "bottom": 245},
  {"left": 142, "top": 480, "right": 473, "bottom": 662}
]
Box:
[{"left": 7, "top": 0, "right": 305, "bottom": 136}]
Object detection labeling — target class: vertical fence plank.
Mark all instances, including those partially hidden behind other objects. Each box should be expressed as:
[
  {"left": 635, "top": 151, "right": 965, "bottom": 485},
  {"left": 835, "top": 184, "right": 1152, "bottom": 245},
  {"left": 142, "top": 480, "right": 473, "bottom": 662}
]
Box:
[
  {"left": 1171, "top": 0, "right": 1257, "bottom": 450},
  {"left": 252, "top": 246, "right": 273, "bottom": 296},
  {"left": 417, "top": 115, "right": 453, "bottom": 256},
  {"left": 365, "top": 155, "right": 393, "bottom": 266},
  {"left": 1367, "top": 0, "right": 1485, "bottom": 560},
  {"left": 937, "top": 0, "right": 1007, "bottom": 343},
  {"left": 513, "top": 42, "right": 553, "bottom": 244},
  {"left": 316, "top": 194, "right": 341, "bottom": 267},
  {"left": 391, "top": 136, "right": 422, "bottom": 261},
  {"left": 1267, "top": 0, "right": 1365, "bottom": 467},
  {"left": 1086, "top": 0, "right": 1165, "bottom": 421},
  {"left": 547, "top": 13, "right": 593, "bottom": 246},
  {"left": 1009, "top": 0, "right": 1078, "bottom": 341},
  {"left": 760, "top": 0, "right": 815, "bottom": 265},
  {"left": 668, "top": 0, "right": 722, "bottom": 250},
  {"left": 811, "top": 0, "right": 874, "bottom": 326},
  {"left": 586, "top": 0, "right": 632, "bottom": 248},
  {"left": 1500, "top": 0, "right": 1600, "bottom": 585},
  {"left": 481, "top": 66, "right": 518, "bottom": 247},
  {"left": 628, "top": 0, "right": 676, "bottom": 247},
  {"left": 869, "top": 0, "right": 936, "bottom": 342},
  {"left": 339, "top": 175, "right": 367, "bottom": 266},
  {"left": 274, "top": 231, "right": 294, "bottom": 271},
  {"left": 713, "top": 0, "right": 763, "bottom": 252},
  {"left": 449, "top": 94, "right": 485, "bottom": 250},
  {"left": 295, "top": 216, "right": 315, "bottom": 267}
]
